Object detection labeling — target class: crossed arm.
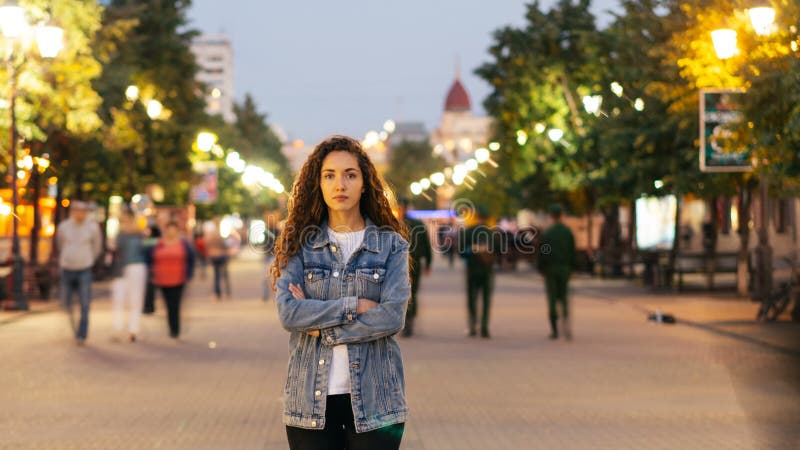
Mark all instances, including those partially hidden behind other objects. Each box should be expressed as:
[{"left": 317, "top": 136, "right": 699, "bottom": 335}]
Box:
[{"left": 275, "top": 241, "right": 410, "bottom": 345}]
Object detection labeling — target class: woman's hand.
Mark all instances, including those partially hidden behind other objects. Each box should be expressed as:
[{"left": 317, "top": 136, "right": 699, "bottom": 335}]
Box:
[
  {"left": 288, "top": 283, "right": 306, "bottom": 300},
  {"left": 357, "top": 298, "right": 379, "bottom": 314},
  {"left": 289, "top": 283, "right": 318, "bottom": 337}
]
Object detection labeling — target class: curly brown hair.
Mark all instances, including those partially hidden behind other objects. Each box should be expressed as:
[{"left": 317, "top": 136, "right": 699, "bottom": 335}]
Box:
[{"left": 271, "top": 135, "right": 407, "bottom": 287}]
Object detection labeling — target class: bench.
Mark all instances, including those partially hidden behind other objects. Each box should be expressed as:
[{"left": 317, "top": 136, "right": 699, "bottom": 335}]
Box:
[{"left": 675, "top": 252, "right": 740, "bottom": 291}]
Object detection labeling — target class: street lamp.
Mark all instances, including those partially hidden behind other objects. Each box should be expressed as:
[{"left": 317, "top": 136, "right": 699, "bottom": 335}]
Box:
[
  {"left": 711, "top": 28, "right": 739, "bottom": 59},
  {"left": 0, "top": 4, "right": 63, "bottom": 310},
  {"left": 748, "top": 1, "right": 776, "bottom": 36}
]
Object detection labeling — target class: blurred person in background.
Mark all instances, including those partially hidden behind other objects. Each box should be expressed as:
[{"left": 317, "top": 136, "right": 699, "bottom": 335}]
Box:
[
  {"left": 459, "top": 206, "right": 497, "bottom": 338},
  {"left": 537, "top": 204, "right": 576, "bottom": 340},
  {"left": 194, "top": 229, "right": 208, "bottom": 280},
  {"left": 110, "top": 210, "right": 147, "bottom": 343},
  {"left": 398, "top": 198, "right": 431, "bottom": 337},
  {"left": 148, "top": 221, "right": 194, "bottom": 339},
  {"left": 142, "top": 224, "right": 161, "bottom": 314},
  {"left": 206, "top": 218, "right": 231, "bottom": 300},
  {"left": 57, "top": 200, "right": 102, "bottom": 346}
]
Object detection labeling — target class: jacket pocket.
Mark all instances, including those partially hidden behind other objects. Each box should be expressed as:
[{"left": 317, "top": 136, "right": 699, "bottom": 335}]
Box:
[
  {"left": 303, "top": 267, "right": 330, "bottom": 300},
  {"left": 356, "top": 267, "right": 386, "bottom": 302}
]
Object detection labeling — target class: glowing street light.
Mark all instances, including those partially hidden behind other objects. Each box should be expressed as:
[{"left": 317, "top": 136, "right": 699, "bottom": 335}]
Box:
[
  {"left": 749, "top": 2, "right": 776, "bottom": 36},
  {"left": 488, "top": 142, "right": 500, "bottom": 151},
  {"left": 0, "top": 5, "right": 26, "bottom": 38},
  {"left": 465, "top": 159, "right": 479, "bottom": 171},
  {"left": 430, "top": 172, "right": 446, "bottom": 187},
  {"left": 547, "top": 128, "right": 564, "bottom": 142},
  {"left": 146, "top": 99, "right": 163, "bottom": 120},
  {"left": 516, "top": 130, "right": 528, "bottom": 145},
  {"left": 610, "top": 82, "right": 624, "bottom": 97},
  {"left": 711, "top": 28, "right": 738, "bottom": 59},
  {"left": 383, "top": 119, "right": 396, "bottom": 133},
  {"left": 534, "top": 122, "right": 547, "bottom": 134},
  {"left": 634, "top": 98, "right": 645, "bottom": 111},
  {"left": 125, "top": 85, "right": 140, "bottom": 102},
  {"left": 196, "top": 131, "right": 218, "bottom": 152},
  {"left": 35, "top": 25, "right": 64, "bottom": 58},
  {"left": 419, "top": 178, "right": 431, "bottom": 190},
  {"left": 410, "top": 182, "right": 422, "bottom": 195},
  {"left": 582, "top": 95, "right": 603, "bottom": 115}
]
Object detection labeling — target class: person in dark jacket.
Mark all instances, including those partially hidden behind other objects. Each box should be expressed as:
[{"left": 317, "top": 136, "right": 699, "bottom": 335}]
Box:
[
  {"left": 537, "top": 204, "right": 576, "bottom": 340},
  {"left": 459, "top": 206, "right": 497, "bottom": 338},
  {"left": 398, "top": 198, "right": 431, "bottom": 337}
]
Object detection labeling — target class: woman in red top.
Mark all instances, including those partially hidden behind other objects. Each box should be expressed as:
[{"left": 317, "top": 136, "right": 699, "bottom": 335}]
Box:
[{"left": 149, "top": 221, "right": 195, "bottom": 339}]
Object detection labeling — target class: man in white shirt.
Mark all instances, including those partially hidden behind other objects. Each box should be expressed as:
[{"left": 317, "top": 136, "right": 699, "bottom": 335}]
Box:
[{"left": 56, "top": 201, "right": 102, "bottom": 345}]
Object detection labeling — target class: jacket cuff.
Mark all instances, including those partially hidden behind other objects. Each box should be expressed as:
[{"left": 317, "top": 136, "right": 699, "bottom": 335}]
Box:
[
  {"left": 343, "top": 296, "right": 358, "bottom": 323},
  {"left": 320, "top": 296, "right": 358, "bottom": 346}
]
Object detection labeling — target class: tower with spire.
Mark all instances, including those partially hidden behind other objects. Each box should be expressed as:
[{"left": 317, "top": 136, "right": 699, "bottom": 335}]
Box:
[{"left": 431, "top": 62, "right": 493, "bottom": 165}]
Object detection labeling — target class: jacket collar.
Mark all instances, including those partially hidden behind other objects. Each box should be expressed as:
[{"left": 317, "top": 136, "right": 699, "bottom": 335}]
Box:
[{"left": 309, "top": 217, "right": 381, "bottom": 253}]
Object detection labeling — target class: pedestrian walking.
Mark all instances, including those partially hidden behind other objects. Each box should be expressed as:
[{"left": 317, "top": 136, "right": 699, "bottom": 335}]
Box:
[
  {"left": 148, "top": 221, "right": 194, "bottom": 339},
  {"left": 398, "top": 198, "right": 431, "bottom": 337},
  {"left": 194, "top": 230, "right": 208, "bottom": 280},
  {"left": 110, "top": 210, "right": 147, "bottom": 343},
  {"left": 56, "top": 200, "right": 102, "bottom": 346},
  {"left": 261, "top": 212, "right": 281, "bottom": 301},
  {"left": 537, "top": 204, "right": 576, "bottom": 340},
  {"left": 142, "top": 224, "right": 161, "bottom": 314},
  {"left": 272, "top": 135, "right": 410, "bottom": 449},
  {"left": 459, "top": 206, "right": 497, "bottom": 338},
  {"left": 206, "top": 220, "right": 231, "bottom": 300}
]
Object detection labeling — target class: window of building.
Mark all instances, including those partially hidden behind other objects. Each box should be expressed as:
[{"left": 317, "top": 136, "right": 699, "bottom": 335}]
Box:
[{"left": 773, "top": 198, "right": 792, "bottom": 234}]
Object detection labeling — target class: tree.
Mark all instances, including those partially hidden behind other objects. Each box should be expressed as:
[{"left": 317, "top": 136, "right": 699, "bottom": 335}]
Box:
[
  {"left": 233, "top": 94, "right": 292, "bottom": 186},
  {"left": 95, "top": 0, "right": 207, "bottom": 205},
  {"left": 384, "top": 140, "right": 446, "bottom": 209},
  {"left": 475, "top": 0, "right": 605, "bottom": 216}
]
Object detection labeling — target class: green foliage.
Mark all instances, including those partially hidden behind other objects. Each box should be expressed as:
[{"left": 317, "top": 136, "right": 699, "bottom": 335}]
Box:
[
  {"left": 233, "top": 94, "right": 292, "bottom": 186},
  {"left": 384, "top": 140, "right": 446, "bottom": 209}
]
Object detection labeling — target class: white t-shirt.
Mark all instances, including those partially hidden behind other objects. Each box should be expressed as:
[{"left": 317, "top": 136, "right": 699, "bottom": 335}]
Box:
[{"left": 326, "top": 227, "right": 366, "bottom": 395}]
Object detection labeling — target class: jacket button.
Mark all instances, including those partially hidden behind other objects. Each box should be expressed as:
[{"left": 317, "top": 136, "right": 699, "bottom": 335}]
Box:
[
  {"left": 311, "top": 420, "right": 317, "bottom": 427},
  {"left": 347, "top": 314, "right": 353, "bottom": 321},
  {"left": 373, "top": 273, "right": 379, "bottom": 280},
  {"left": 326, "top": 336, "right": 333, "bottom": 344},
  {"left": 319, "top": 359, "right": 325, "bottom": 365},
  {"left": 315, "top": 390, "right": 321, "bottom": 397},
  {"left": 308, "top": 273, "right": 313, "bottom": 280},
  {"left": 333, "top": 271, "right": 339, "bottom": 278},
  {"left": 331, "top": 246, "right": 337, "bottom": 253}
]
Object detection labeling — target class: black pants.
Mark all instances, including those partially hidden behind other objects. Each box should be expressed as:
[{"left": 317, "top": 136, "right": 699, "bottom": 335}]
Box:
[
  {"left": 286, "top": 394, "right": 404, "bottom": 450},
  {"left": 467, "top": 271, "right": 493, "bottom": 333},
  {"left": 160, "top": 284, "right": 184, "bottom": 337},
  {"left": 143, "top": 279, "right": 157, "bottom": 314},
  {"left": 211, "top": 256, "right": 230, "bottom": 299}
]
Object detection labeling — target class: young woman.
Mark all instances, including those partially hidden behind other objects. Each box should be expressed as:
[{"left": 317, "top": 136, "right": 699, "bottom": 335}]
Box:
[
  {"left": 110, "top": 210, "right": 147, "bottom": 342},
  {"left": 148, "top": 221, "right": 194, "bottom": 339},
  {"left": 272, "top": 135, "right": 411, "bottom": 450}
]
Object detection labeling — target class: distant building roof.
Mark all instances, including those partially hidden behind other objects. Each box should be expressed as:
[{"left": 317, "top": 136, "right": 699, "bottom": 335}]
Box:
[{"left": 444, "top": 78, "right": 470, "bottom": 112}]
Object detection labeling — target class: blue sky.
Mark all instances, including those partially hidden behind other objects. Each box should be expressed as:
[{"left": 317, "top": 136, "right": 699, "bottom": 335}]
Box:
[{"left": 188, "top": 0, "right": 620, "bottom": 144}]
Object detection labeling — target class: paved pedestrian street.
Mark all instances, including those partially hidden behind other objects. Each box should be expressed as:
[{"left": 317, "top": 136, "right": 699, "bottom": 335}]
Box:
[{"left": 1, "top": 254, "right": 798, "bottom": 449}]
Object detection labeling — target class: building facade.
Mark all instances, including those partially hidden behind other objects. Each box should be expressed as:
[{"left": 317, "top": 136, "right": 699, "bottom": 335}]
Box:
[
  {"left": 191, "top": 34, "right": 235, "bottom": 123},
  {"left": 430, "top": 73, "right": 493, "bottom": 164}
]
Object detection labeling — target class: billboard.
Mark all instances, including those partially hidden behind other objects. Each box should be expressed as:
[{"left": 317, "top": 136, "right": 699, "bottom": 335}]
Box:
[
  {"left": 635, "top": 195, "right": 676, "bottom": 250},
  {"left": 699, "top": 88, "right": 751, "bottom": 172},
  {"left": 190, "top": 161, "right": 219, "bottom": 204}
]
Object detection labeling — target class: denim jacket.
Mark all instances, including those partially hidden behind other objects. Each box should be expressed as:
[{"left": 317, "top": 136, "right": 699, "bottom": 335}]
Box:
[{"left": 276, "top": 218, "right": 411, "bottom": 433}]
